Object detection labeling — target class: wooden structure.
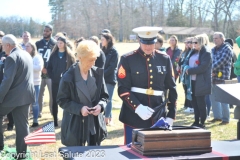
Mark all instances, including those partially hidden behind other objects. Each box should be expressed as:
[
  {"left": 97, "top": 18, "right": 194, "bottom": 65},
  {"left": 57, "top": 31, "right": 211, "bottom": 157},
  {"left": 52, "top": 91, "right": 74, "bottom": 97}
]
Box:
[
  {"left": 131, "top": 128, "right": 212, "bottom": 156},
  {"left": 160, "top": 27, "right": 214, "bottom": 41}
]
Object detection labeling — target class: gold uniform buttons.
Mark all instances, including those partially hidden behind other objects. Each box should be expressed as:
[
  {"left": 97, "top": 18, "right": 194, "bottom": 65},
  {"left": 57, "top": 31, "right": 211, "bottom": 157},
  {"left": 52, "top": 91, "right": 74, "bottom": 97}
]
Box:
[
  {"left": 149, "top": 87, "right": 152, "bottom": 89},
  {"left": 150, "top": 75, "right": 153, "bottom": 78},
  {"left": 149, "top": 64, "right": 152, "bottom": 67},
  {"left": 131, "top": 101, "right": 133, "bottom": 103},
  {"left": 134, "top": 105, "right": 136, "bottom": 107},
  {"left": 136, "top": 72, "right": 139, "bottom": 74},
  {"left": 150, "top": 81, "right": 153, "bottom": 84},
  {"left": 150, "top": 70, "right": 152, "bottom": 72},
  {"left": 147, "top": 58, "right": 150, "bottom": 61},
  {"left": 127, "top": 97, "right": 130, "bottom": 100}
]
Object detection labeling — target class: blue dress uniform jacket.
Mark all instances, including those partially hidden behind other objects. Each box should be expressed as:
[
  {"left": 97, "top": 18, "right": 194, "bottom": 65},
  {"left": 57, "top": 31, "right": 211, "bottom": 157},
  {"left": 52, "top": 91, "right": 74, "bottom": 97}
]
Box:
[{"left": 117, "top": 48, "right": 177, "bottom": 128}]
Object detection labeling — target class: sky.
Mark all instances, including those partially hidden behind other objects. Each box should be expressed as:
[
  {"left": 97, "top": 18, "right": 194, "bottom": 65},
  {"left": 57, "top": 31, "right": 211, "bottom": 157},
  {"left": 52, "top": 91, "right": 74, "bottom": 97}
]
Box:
[{"left": 0, "top": 0, "right": 52, "bottom": 23}]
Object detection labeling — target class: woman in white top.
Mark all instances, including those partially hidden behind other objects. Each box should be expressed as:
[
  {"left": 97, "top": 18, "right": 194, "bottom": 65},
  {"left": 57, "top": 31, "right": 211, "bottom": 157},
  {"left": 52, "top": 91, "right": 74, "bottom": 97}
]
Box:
[
  {"left": 185, "top": 35, "right": 212, "bottom": 128},
  {"left": 25, "top": 41, "right": 44, "bottom": 127}
]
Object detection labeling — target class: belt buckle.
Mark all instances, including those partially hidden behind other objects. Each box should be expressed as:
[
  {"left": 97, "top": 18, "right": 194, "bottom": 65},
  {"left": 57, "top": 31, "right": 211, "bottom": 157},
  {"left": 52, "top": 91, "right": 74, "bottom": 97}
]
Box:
[{"left": 146, "top": 88, "right": 154, "bottom": 95}]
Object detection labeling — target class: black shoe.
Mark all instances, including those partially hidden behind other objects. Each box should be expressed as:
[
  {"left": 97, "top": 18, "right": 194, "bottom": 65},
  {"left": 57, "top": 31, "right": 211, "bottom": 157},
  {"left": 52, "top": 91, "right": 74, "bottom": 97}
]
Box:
[
  {"left": 31, "top": 123, "right": 39, "bottom": 127},
  {"left": 7, "top": 125, "right": 13, "bottom": 131},
  {"left": 191, "top": 122, "right": 199, "bottom": 127},
  {"left": 198, "top": 124, "right": 206, "bottom": 129}
]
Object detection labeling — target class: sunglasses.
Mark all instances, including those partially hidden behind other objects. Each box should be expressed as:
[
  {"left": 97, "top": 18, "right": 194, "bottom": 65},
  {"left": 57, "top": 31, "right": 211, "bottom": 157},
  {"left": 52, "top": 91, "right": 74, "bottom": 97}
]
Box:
[
  {"left": 192, "top": 42, "right": 198, "bottom": 44},
  {"left": 187, "top": 41, "right": 192, "bottom": 44}
]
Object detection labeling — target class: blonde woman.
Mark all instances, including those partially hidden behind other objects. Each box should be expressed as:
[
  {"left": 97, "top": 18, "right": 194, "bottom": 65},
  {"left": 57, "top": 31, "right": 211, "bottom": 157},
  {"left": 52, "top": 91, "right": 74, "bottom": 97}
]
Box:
[
  {"left": 57, "top": 40, "right": 108, "bottom": 146},
  {"left": 185, "top": 35, "right": 212, "bottom": 128}
]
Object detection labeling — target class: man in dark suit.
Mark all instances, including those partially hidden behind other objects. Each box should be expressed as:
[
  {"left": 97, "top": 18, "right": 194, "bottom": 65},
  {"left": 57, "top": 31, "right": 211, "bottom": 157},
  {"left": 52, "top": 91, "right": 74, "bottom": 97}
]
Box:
[{"left": 0, "top": 34, "right": 35, "bottom": 159}]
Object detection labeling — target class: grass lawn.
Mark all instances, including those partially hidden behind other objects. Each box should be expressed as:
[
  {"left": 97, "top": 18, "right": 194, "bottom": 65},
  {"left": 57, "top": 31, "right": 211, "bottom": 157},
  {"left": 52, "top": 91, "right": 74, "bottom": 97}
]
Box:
[{"left": 1, "top": 42, "right": 239, "bottom": 159}]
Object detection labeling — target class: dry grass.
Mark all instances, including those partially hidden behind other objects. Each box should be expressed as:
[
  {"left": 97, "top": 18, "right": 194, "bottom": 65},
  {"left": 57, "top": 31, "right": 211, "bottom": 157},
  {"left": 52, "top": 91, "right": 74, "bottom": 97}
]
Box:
[{"left": 2, "top": 42, "right": 239, "bottom": 159}]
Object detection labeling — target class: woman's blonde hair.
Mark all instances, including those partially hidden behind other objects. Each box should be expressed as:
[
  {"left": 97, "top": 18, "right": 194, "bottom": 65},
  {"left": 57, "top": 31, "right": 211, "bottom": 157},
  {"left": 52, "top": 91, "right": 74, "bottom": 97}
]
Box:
[
  {"left": 193, "top": 34, "right": 206, "bottom": 48},
  {"left": 76, "top": 40, "right": 100, "bottom": 58},
  {"left": 198, "top": 33, "right": 209, "bottom": 45}
]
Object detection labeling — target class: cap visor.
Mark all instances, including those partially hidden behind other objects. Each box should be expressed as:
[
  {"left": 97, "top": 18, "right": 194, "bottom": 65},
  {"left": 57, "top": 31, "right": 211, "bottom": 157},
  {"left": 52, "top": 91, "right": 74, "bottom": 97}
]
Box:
[{"left": 140, "top": 39, "right": 157, "bottom": 44}]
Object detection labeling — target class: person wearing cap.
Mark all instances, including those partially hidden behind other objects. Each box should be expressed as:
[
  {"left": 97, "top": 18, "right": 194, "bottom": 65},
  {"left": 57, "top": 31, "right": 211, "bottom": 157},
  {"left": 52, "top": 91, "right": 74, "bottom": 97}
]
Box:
[
  {"left": 117, "top": 26, "right": 177, "bottom": 144},
  {"left": 101, "top": 29, "right": 111, "bottom": 34},
  {"left": 47, "top": 36, "right": 76, "bottom": 127}
]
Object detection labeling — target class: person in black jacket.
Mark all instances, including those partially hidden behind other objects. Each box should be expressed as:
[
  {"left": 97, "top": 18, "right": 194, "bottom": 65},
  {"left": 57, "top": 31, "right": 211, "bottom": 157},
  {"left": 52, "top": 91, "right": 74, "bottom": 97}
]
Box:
[
  {"left": 57, "top": 40, "right": 108, "bottom": 146},
  {"left": 184, "top": 35, "right": 212, "bottom": 128},
  {"left": 100, "top": 33, "right": 119, "bottom": 125},
  {"left": 47, "top": 36, "right": 76, "bottom": 127}
]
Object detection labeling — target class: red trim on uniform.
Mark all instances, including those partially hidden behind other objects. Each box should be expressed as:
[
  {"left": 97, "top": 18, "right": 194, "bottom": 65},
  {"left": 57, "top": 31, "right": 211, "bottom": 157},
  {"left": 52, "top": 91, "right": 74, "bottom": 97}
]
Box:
[
  {"left": 146, "top": 57, "right": 151, "bottom": 108},
  {"left": 119, "top": 145, "right": 151, "bottom": 160},
  {"left": 120, "top": 92, "right": 130, "bottom": 97},
  {"left": 212, "top": 150, "right": 229, "bottom": 160}
]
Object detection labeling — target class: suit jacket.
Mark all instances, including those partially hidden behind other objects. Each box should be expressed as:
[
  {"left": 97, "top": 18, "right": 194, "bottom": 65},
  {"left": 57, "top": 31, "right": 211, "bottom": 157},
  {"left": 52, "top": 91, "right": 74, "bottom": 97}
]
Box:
[{"left": 0, "top": 48, "right": 35, "bottom": 107}]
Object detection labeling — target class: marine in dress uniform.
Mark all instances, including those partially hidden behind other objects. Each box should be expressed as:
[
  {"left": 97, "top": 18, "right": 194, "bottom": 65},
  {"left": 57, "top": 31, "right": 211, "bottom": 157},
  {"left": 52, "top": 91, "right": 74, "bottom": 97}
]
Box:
[{"left": 117, "top": 27, "right": 178, "bottom": 144}]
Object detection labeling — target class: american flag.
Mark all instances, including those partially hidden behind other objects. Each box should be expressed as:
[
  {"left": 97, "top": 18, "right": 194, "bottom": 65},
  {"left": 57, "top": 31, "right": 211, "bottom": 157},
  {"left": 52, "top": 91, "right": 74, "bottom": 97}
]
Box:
[{"left": 24, "top": 122, "right": 56, "bottom": 144}]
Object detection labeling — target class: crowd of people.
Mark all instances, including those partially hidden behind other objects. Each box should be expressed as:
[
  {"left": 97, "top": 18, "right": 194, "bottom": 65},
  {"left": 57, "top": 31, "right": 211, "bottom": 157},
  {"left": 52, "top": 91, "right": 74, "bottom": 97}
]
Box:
[{"left": 0, "top": 25, "right": 240, "bottom": 159}]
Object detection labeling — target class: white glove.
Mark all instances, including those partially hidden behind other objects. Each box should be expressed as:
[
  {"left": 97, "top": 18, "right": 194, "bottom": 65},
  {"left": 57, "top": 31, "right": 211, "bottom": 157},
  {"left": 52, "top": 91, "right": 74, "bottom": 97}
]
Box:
[
  {"left": 135, "top": 104, "right": 154, "bottom": 120},
  {"left": 165, "top": 117, "right": 174, "bottom": 126}
]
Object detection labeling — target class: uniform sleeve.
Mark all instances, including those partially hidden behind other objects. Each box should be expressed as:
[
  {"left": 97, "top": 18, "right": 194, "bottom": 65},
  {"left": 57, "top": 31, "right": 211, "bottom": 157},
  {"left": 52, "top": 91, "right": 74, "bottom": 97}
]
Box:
[
  {"left": 117, "top": 56, "right": 141, "bottom": 112},
  {"left": 164, "top": 57, "right": 177, "bottom": 119},
  {"left": 212, "top": 47, "right": 232, "bottom": 71}
]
